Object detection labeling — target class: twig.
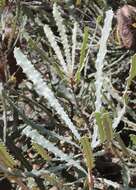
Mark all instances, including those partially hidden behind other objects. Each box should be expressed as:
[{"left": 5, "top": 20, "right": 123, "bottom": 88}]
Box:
[{"left": 1, "top": 88, "right": 7, "bottom": 143}]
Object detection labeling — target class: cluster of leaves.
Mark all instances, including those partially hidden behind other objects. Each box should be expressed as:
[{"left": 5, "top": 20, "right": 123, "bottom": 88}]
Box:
[{"left": 0, "top": 0, "right": 136, "bottom": 190}]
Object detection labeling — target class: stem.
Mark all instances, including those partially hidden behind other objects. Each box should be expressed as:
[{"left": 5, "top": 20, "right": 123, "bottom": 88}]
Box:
[
  {"left": 2, "top": 88, "right": 7, "bottom": 143},
  {"left": 88, "top": 169, "right": 94, "bottom": 190}
]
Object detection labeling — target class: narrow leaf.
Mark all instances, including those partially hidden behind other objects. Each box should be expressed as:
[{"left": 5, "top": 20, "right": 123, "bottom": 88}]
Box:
[
  {"left": 102, "top": 112, "right": 113, "bottom": 142},
  {"left": 127, "top": 54, "right": 136, "bottom": 88},
  {"left": 80, "top": 136, "right": 94, "bottom": 171},
  {"left": 71, "top": 22, "right": 78, "bottom": 76},
  {"left": 53, "top": 3, "right": 71, "bottom": 68},
  {"left": 0, "top": 141, "right": 16, "bottom": 168},
  {"left": 76, "top": 0, "right": 81, "bottom": 6},
  {"left": 75, "top": 26, "right": 89, "bottom": 82},
  {"left": 43, "top": 25, "right": 67, "bottom": 75},
  {"left": 130, "top": 134, "right": 136, "bottom": 145},
  {"left": 92, "top": 9, "right": 113, "bottom": 148},
  {"left": 22, "top": 126, "right": 87, "bottom": 174},
  {"left": 95, "top": 112, "right": 105, "bottom": 143},
  {"left": 32, "top": 143, "right": 51, "bottom": 161},
  {"left": 14, "top": 47, "right": 80, "bottom": 141}
]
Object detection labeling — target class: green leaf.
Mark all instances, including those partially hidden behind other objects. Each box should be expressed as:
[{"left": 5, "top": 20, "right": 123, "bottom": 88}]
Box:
[
  {"left": 75, "top": 26, "right": 89, "bottom": 82},
  {"left": 80, "top": 136, "right": 94, "bottom": 171},
  {"left": 127, "top": 54, "right": 136, "bottom": 88},
  {"left": 95, "top": 111, "right": 113, "bottom": 143},
  {"left": 96, "top": 15, "right": 103, "bottom": 25},
  {"left": 42, "top": 172, "right": 63, "bottom": 188},
  {"left": 130, "top": 134, "right": 136, "bottom": 145},
  {"left": 0, "top": 141, "right": 16, "bottom": 169},
  {"left": 0, "top": 0, "right": 6, "bottom": 8},
  {"left": 95, "top": 112, "right": 105, "bottom": 143},
  {"left": 123, "top": 54, "right": 136, "bottom": 104},
  {"left": 76, "top": 0, "right": 81, "bottom": 6},
  {"left": 102, "top": 112, "right": 113, "bottom": 142},
  {"left": 32, "top": 143, "right": 51, "bottom": 161}
]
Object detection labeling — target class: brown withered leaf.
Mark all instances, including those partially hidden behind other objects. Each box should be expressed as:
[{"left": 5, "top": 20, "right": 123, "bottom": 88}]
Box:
[{"left": 116, "top": 5, "right": 136, "bottom": 50}]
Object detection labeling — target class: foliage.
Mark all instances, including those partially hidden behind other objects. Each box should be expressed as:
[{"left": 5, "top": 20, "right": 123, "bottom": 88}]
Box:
[{"left": 0, "top": 0, "right": 136, "bottom": 190}]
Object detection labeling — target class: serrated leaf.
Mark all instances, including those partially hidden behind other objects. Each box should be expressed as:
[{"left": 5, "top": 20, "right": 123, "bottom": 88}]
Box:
[
  {"left": 80, "top": 136, "right": 94, "bottom": 171},
  {"left": 0, "top": 141, "right": 16, "bottom": 168},
  {"left": 32, "top": 142, "right": 51, "bottom": 161},
  {"left": 22, "top": 126, "right": 87, "bottom": 174},
  {"left": 75, "top": 26, "right": 89, "bottom": 82},
  {"left": 14, "top": 47, "right": 80, "bottom": 141},
  {"left": 95, "top": 111, "right": 113, "bottom": 143},
  {"left": 43, "top": 173, "right": 63, "bottom": 188}
]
